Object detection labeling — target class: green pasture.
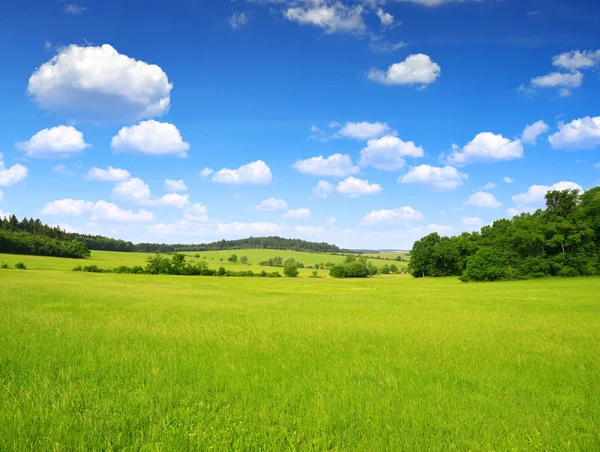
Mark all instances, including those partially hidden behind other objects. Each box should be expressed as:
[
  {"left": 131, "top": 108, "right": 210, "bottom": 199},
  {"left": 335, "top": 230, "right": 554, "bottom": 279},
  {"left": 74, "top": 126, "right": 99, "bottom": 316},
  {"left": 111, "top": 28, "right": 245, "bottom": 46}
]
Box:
[
  {"left": 0, "top": 249, "right": 408, "bottom": 278},
  {"left": 1, "top": 269, "right": 599, "bottom": 450}
]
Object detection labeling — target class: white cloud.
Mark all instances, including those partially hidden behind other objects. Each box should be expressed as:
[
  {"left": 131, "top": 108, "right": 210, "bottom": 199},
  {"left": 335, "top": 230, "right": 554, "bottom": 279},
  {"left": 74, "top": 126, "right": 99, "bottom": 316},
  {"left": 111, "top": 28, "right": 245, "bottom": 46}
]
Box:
[
  {"left": 447, "top": 132, "right": 524, "bottom": 166},
  {"left": 376, "top": 8, "right": 395, "bottom": 27},
  {"left": 338, "top": 121, "right": 392, "bottom": 140},
  {"left": 165, "top": 179, "right": 187, "bottom": 193},
  {"left": 481, "top": 182, "right": 496, "bottom": 190},
  {"left": 212, "top": 160, "right": 272, "bottom": 185},
  {"left": 42, "top": 198, "right": 94, "bottom": 216},
  {"left": 399, "top": 165, "right": 467, "bottom": 191},
  {"left": 86, "top": 166, "right": 131, "bottom": 182},
  {"left": 548, "top": 116, "right": 600, "bottom": 150},
  {"left": 594, "top": 163, "right": 600, "bottom": 169},
  {"left": 312, "top": 180, "right": 333, "bottom": 199},
  {"left": 465, "top": 192, "right": 502, "bottom": 208},
  {"left": 64, "top": 4, "right": 86, "bottom": 15},
  {"left": 503, "top": 177, "right": 514, "bottom": 183},
  {"left": 112, "top": 178, "right": 152, "bottom": 205},
  {"left": 28, "top": 44, "right": 172, "bottom": 122},
  {"left": 228, "top": 11, "right": 249, "bottom": 30},
  {"left": 217, "top": 222, "right": 280, "bottom": 235},
  {"left": 552, "top": 50, "right": 600, "bottom": 70},
  {"left": 42, "top": 198, "right": 155, "bottom": 223},
  {"left": 284, "top": 208, "right": 312, "bottom": 220},
  {"left": 0, "top": 209, "right": 12, "bottom": 219},
  {"left": 522, "top": 120, "right": 549, "bottom": 145},
  {"left": 154, "top": 193, "right": 191, "bottom": 209},
  {"left": 90, "top": 200, "right": 155, "bottom": 223},
  {"left": 361, "top": 206, "right": 423, "bottom": 225},
  {"left": 326, "top": 216, "right": 336, "bottom": 227},
  {"left": 183, "top": 203, "right": 209, "bottom": 222},
  {"left": 512, "top": 181, "right": 583, "bottom": 206},
  {"left": 256, "top": 198, "right": 288, "bottom": 211},
  {"left": 16, "top": 125, "right": 91, "bottom": 158},
  {"left": 111, "top": 120, "right": 189, "bottom": 157},
  {"left": 531, "top": 71, "right": 583, "bottom": 89},
  {"left": 337, "top": 177, "right": 382, "bottom": 197},
  {"left": 368, "top": 54, "right": 441, "bottom": 87},
  {"left": 398, "top": 0, "right": 479, "bottom": 5},
  {"left": 359, "top": 135, "right": 424, "bottom": 171},
  {"left": 462, "top": 217, "right": 484, "bottom": 227},
  {"left": 284, "top": 3, "right": 366, "bottom": 34},
  {"left": 0, "top": 154, "right": 28, "bottom": 187},
  {"left": 293, "top": 154, "right": 359, "bottom": 177},
  {"left": 200, "top": 168, "right": 214, "bottom": 179}
]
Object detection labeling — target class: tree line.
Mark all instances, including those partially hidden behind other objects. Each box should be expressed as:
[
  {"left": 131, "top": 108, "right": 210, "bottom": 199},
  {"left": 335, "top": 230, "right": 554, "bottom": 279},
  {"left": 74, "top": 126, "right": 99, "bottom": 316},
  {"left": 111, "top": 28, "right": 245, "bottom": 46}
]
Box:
[{"left": 408, "top": 187, "right": 600, "bottom": 282}]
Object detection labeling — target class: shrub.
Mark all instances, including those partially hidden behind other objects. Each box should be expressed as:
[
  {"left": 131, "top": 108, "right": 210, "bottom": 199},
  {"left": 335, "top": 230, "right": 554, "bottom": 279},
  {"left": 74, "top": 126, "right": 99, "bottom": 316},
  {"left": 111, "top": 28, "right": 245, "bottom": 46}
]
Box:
[
  {"left": 14, "top": 262, "right": 26, "bottom": 270},
  {"left": 284, "top": 263, "right": 299, "bottom": 278},
  {"left": 240, "top": 255, "right": 248, "bottom": 264},
  {"left": 72, "top": 265, "right": 83, "bottom": 272},
  {"left": 1, "top": 261, "right": 8, "bottom": 269},
  {"left": 228, "top": 254, "right": 238, "bottom": 263}
]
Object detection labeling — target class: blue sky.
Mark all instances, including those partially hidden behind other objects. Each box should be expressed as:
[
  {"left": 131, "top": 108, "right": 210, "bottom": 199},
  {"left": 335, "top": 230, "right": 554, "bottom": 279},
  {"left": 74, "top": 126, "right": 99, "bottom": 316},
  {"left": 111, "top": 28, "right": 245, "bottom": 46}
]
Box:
[{"left": 1, "top": 0, "right": 599, "bottom": 249}]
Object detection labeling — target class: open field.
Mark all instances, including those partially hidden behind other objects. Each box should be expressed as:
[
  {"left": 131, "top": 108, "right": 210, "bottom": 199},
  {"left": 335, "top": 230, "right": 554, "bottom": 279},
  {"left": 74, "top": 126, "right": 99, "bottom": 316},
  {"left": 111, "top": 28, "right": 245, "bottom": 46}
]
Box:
[
  {"left": 362, "top": 251, "right": 410, "bottom": 261},
  {"left": 0, "top": 249, "right": 408, "bottom": 278},
  {"left": 1, "top": 269, "right": 599, "bottom": 450}
]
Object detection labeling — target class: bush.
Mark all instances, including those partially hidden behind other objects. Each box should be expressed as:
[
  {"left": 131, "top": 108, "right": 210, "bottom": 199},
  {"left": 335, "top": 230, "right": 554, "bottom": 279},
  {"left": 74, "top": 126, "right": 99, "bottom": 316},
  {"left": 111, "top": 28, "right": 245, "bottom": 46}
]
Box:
[
  {"left": 461, "top": 248, "right": 520, "bottom": 282},
  {"left": 558, "top": 266, "right": 579, "bottom": 278},
  {"left": 284, "top": 263, "right": 299, "bottom": 278},
  {"left": 14, "top": 262, "right": 26, "bottom": 270},
  {"left": 228, "top": 254, "right": 238, "bottom": 263},
  {"left": 72, "top": 265, "right": 83, "bottom": 272},
  {"left": 240, "top": 255, "right": 248, "bottom": 264},
  {"left": 1, "top": 261, "right": 8, "bottom": 269}
]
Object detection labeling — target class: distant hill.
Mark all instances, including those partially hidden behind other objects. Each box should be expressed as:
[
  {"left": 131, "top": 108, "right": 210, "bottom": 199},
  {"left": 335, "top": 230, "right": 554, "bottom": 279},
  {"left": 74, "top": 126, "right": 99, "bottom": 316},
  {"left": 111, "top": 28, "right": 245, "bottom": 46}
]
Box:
[{"left": 136, "top": 236, "right": 352, "bottom": 254}]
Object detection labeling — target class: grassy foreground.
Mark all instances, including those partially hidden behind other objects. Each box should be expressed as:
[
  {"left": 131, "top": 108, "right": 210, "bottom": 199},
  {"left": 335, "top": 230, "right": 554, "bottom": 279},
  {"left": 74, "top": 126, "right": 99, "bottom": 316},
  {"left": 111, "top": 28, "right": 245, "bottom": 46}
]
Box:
[{"left": 1, "top": 270, "right": 599, "bottom": 450}]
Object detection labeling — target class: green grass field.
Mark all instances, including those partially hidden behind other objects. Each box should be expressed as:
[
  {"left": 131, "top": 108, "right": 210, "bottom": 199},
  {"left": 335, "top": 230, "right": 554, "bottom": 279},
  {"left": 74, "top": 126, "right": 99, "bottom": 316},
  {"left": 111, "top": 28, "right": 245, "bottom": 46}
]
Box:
[
  {"left": 1, "top": 263, "right": 599, "bottom": 450},
  {"left": 0, "top": 249, "right": 408, "bottom": 278}
]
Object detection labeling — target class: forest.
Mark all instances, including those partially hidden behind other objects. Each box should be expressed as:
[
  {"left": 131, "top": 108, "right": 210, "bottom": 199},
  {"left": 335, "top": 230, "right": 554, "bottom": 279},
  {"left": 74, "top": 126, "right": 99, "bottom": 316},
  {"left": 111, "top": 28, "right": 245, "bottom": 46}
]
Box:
[{"left": 408, "top": 187, "right": 600, "bottom": 281}]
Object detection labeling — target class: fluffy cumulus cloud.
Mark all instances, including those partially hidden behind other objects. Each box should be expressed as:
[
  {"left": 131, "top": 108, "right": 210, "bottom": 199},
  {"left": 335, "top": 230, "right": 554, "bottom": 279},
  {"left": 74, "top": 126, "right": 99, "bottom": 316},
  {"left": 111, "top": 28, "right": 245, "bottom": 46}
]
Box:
[
  {"left": 368, "top": 54, "right": 441, "bottom": 87},
  {"left": 27, "top": 44, "right": 172, "bottom": 122},
  {"left": 376, "top": 8, "right": 395, "bottom": 27},
  {"left": 465, "top": 192, "right": 502, "bottom": 208},
  {"left": 183, "top": 203, "right": 209, "bottom": 222},
  {"left": 462, "top": 217, "right": 484, "bottom": 227},
  {"left": 292, "top": 154, "right": 359, "bottom": 177},
  {"left": 255, "top": 198, "right": 288, "bottom": 211},
  {"left": 447, "top": 132, "right": 524, "bottom": 166},
  {"left": 531, "top": 71, "right": 583, "bottom": 90},
  {"left": 522, "top": 120, "right": 549, "bottom": 145},
  {"left": 0, "top": 154, "right": 28, "bottom": 187},
  {"left": 41, "top": 198, "right": 154, "bottom": 223},
  {"left": 359, "top": 135, "right": 424, "bottom": 171},
  {"left": 200, "top": 168, "right": 214, "bottom": 179},
  {"left": 399, "top": 165, "right": 467, "bottom": 191},
  {"left": 337, "top": 177, "right": 382, "bottom": 197},
  {"left": 86, "top": 166, "right": 131, "bottom": 182},
  {"left": 548, "top": 116, "right": 600, "bottom": 150},
  {"left": 90, "top": 201, "right": 155, "bottom": 223},
  {"left": 212, "top": 160, "right": 272, "bottom": 185},
  {"left": 283, "top": 208, "right": 312, "bottom": 220},
  {"left": 16, "top": 125, "right": 91, "bottom": 158},
  {"left": 111, "top": 120, "right": 190, "bottom": 157},
  {"left": 284, "top": 3, "right": 366, "bottom": 34},
  {"left": 552, "top": 49, "right": 600, "bottom": 70},
  {"left": 42, "top": 198, "right": 94, "bottom": 216},
  {"left": 112, "top": 178, "right": 152, "bottom": 205},
  {"left": 512, "top": 181, "right": 583, "bottom": 206},
  {"left": 312, "top": 180, "right": 333, "bottom": 199},
  {"left": 165, "top": 179, "right": 187, "bottom": 193},
  {"left": 338, "top": 121, "right": 392, "bottom": 140},
  {"left": 360, "top": 206, "right": 423, "bottom": 226},
  {"left": 111, "top": 178, "right": 190, "bottom": 208}
]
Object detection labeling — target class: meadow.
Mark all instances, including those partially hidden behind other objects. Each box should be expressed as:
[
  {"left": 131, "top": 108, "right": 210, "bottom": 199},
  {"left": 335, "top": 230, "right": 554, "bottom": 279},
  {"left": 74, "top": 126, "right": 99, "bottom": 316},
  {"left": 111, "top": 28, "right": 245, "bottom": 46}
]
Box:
[
  {"left": 1, "top": 262, "right": 599, "bottom": 450},
  {"left": 0, "top": 249, "right": 407, "bottom": 278}
]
